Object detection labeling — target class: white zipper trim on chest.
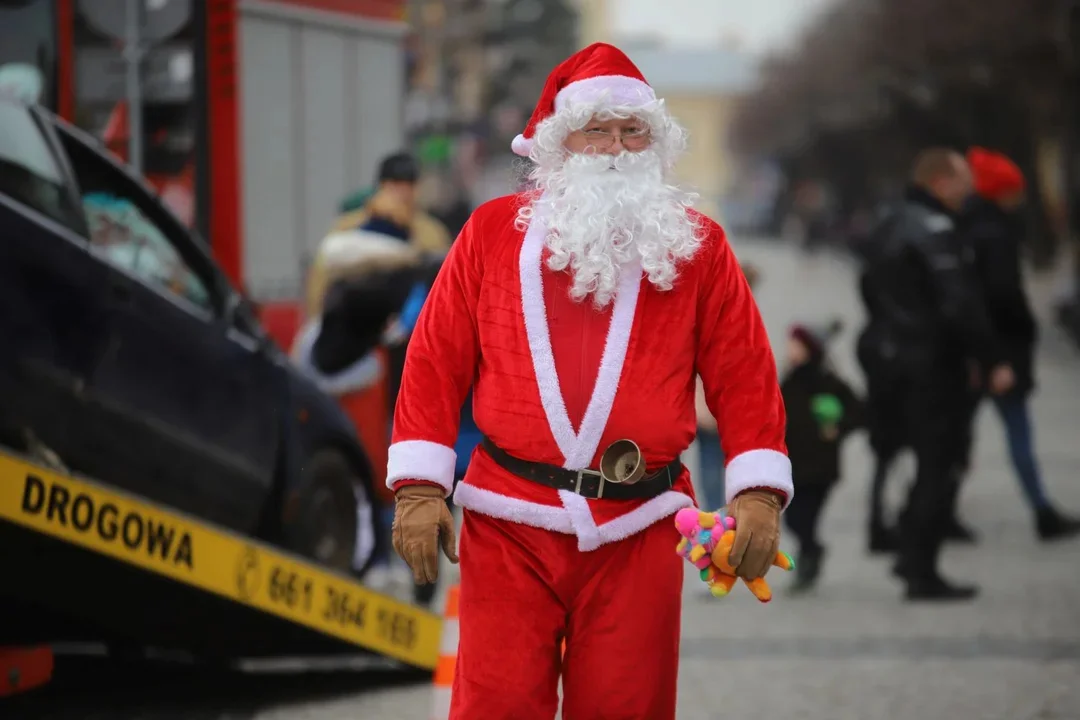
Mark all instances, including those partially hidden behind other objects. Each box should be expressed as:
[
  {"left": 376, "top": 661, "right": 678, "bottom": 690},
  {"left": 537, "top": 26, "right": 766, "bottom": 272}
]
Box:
[{"left": 518, "top": 216, "right": 642, "bottom": 470}]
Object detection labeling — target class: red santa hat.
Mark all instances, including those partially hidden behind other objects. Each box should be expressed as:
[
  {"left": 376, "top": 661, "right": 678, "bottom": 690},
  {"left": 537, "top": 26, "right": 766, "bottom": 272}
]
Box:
[
  {"left": 966, "top": 146, "right": 1025, "bottom": 200},
  {"left": 511, "top": 42, "right": 657, "bottom": 158}
]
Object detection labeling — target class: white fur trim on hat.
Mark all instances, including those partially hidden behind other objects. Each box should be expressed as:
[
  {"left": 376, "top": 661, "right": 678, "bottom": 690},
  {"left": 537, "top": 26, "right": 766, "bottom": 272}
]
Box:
[
  {"left": 511, "top": 74, "right": 658, "bottom": 157},
  {"left": 554, "top": 74, "right": 656, "bottom": 112},
  {"left": 511, "top": 133, "right": 534, "bottom": 157}
]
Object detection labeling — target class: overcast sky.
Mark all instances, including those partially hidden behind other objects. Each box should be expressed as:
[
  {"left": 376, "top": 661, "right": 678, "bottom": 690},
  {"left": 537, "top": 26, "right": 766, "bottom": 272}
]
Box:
[{"left": 609, "top": 0, "right": 836, "bottom": 55}]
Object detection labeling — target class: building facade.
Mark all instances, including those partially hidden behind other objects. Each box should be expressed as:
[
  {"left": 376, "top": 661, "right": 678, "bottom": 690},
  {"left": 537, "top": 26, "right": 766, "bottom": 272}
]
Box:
[
  {"left": 239, "top": 0, "right": 409, "bottom": 299},
  {"left": 573, "top": 0, "right": 758, "bottom": 222}
]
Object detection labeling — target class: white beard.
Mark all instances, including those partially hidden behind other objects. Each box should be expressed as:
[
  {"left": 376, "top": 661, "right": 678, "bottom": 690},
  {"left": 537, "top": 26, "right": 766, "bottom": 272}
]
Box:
[{"left": 522, "top": 149, "right": 702, "bottom": 308}]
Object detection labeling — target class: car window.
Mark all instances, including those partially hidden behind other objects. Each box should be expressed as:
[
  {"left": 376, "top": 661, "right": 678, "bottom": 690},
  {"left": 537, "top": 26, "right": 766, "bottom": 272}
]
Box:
[
  {"left": 81, "top": 192, "right": 211, "bottom": 309},
  {"left": 0, "top": 101, "right": 82, "bottom": 230},
  {"left": 58, "top": 133, "right": 212, "bottom": 311}
]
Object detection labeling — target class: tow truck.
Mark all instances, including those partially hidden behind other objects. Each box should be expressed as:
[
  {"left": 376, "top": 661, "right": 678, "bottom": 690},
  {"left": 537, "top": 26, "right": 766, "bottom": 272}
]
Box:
[
  {"left": 0, "top": 91, "right": 441, "bottom": 699},
  {"left": 0, "top": 447, "right": 441, "bottom": 697}
]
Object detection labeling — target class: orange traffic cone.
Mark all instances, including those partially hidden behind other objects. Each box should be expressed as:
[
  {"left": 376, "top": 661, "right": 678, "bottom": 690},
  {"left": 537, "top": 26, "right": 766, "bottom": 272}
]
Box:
[{"left": 431, "top": 584, "right": 460, "bottom": 720}]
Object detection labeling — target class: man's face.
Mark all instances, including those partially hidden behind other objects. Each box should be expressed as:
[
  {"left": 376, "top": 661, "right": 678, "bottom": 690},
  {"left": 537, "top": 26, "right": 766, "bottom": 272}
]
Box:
[
  {"left": 786, "top": 336, "right": 810, "bottom": 368},
  {"left": 529, "top": 110, "right": 698, "bottom": 307},
  {"left": 563, "top": 115, "right": 652, "bottom": 155},
  {"left": 381, "top": 179, "right": 416, "bottom": 209},
  {"left": 935, "top": 154, "right": 974, "bottom": 212}
]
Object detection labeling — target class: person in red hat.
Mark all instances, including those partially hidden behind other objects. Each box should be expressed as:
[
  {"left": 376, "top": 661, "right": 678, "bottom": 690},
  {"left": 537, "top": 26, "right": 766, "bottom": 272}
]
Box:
[
  {"left": 387, "top": 43, "right": 792, "bottom": 718},
  {"left": 959, "top": 147, "right": 1080, "bottom": 541}
]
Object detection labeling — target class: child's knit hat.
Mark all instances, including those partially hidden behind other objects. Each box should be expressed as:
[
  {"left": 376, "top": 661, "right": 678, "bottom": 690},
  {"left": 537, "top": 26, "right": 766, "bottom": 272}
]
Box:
[{"left": 789, "top": 318, "right": 843, "bottom": 358}]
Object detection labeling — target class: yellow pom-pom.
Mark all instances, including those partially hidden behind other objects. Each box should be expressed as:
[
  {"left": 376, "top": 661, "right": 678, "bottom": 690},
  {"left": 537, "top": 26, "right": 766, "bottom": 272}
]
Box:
[{"left": 698, "top": 512, "right": 716, "bottom": 529}]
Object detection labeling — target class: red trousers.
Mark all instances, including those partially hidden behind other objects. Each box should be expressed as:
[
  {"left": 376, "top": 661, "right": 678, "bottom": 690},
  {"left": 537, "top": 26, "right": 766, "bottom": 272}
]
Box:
[{"left": 450, "top": 510, "right": 683, "bottom": 720}]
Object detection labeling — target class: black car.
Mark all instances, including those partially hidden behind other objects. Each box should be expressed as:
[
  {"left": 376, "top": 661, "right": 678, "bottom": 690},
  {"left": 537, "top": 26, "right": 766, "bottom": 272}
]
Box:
[{"left": 0, "top": 96, "right": 382, "bottom": 577}]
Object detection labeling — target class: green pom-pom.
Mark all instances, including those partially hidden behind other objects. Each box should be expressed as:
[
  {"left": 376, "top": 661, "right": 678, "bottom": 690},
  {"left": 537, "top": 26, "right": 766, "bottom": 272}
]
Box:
[{"left": 811, "top": 393, "right": 844, "bottom": 424}]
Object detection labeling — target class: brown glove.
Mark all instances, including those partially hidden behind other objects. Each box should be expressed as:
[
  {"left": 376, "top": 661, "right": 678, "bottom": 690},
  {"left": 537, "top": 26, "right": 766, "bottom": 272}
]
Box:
[
  {"left": 391, "top": 484, "right": 459, "bottom": 584},
  {"left": 727, "top": 489, "right": 783, "bottom": 580}
]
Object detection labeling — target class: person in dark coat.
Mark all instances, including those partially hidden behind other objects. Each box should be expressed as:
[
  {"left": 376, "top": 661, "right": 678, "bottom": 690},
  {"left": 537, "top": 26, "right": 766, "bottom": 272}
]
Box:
[
  {"left": 959, "top": 148, "right": 1080, "bottom": 542},
  {"left": 292, "top": 202, "right": 443, "bottom": 594},
  {"left": 781, "top": 319, "right": 864, "bottom": 593},
  {"left": 856, "top": 148, "right": 1015, "bottom": 601}
]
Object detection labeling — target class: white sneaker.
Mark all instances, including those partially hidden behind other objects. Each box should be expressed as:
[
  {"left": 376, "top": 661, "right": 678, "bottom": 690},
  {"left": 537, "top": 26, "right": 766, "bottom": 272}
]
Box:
[
  {"left": 389, "top": 565, "right": 415, "bottom": 601},
  {"left": 364, "top": 563, "right": 391, "bottom": 591}
]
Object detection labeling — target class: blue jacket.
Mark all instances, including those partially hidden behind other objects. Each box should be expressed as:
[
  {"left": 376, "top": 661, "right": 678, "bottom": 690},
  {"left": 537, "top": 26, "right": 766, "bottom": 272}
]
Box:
[{"left": 395, "top": 283, "right": 480, "bottom": 481}]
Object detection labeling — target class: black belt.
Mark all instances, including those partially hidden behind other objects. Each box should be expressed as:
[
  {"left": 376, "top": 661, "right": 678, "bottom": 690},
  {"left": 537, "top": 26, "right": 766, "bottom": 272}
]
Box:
[{"left": 480, "top": 437, "right": 681, "bottom": 500}]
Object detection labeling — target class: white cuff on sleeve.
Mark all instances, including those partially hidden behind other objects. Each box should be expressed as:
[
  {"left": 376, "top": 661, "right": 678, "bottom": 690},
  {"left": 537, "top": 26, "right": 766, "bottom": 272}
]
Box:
[
  {"left": 386, "top": 440, "right": 457, "bottom": 495},
  {"left": 724, "top": 448, "right": 794, "bottom": 510}
]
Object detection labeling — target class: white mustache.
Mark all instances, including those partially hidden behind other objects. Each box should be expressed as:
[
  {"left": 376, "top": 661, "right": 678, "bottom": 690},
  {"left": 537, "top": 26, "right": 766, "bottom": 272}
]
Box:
[{"left": 565, "top": 150, "right": 660, "bottom": 175}]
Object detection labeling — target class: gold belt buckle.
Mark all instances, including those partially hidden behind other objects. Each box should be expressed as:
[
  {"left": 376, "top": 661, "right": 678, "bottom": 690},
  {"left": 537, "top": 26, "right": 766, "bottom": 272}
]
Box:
[{"left": 599, "top": 439, "right": 646, "bottom": 486}]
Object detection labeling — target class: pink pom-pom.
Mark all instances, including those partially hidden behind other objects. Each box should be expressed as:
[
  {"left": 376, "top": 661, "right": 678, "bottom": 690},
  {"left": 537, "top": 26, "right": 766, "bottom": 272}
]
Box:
[
  {"left": 723, "top": 516, "right": 736, "bottom": 531},
  {"left": 674, "top": 508, "right": 701, "bottom": 538}
]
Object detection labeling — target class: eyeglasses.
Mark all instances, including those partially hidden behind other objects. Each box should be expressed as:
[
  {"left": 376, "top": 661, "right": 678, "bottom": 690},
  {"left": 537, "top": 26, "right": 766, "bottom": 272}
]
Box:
[{"left": 579, "top": 127, "right": 652, "bottom": 150}]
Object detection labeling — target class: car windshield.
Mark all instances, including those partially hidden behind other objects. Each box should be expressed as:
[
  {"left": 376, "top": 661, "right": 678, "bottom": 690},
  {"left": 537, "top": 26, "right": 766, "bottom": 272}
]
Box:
[{"left": 0, "top": 99, "right": 80, "bottom": 228}]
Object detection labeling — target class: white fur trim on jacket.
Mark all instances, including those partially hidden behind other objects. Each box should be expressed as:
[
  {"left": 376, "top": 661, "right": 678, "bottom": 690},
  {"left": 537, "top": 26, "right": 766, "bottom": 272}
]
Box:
[
  {"left": 453, "top": 482, "right": 693, "bottom": 552},
  {"left": 290, "top": 320, "right": 384, "bottom": 396},
  {"left": 518, "top": 208, "right": 642, "bottom": 469},
  {"left": 318, "top": 229, "right": 417, "bottom": 267},
  {"left": 724, "top": 449, "right": 794, "bottom": 510},
  {"left": 387, "top": 440, "right": 457, "bottom": 495}
]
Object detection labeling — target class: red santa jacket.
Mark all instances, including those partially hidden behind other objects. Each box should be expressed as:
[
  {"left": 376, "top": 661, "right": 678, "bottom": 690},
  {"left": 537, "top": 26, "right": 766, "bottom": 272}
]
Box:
[{"left": 387, "top": 193, "right": 792, "bottom": 551}]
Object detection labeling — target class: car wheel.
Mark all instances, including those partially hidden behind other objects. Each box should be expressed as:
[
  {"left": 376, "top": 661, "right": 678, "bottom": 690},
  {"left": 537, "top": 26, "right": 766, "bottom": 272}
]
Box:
[{"left": 283, "top": 449, "right": 359, "bottom": 574}]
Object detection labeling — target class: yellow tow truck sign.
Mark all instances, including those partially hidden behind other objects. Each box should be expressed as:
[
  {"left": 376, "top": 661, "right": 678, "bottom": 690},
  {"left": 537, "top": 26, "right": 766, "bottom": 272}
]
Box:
[{"left": 0, "top": 451, "right": 441, "bottom": 669}]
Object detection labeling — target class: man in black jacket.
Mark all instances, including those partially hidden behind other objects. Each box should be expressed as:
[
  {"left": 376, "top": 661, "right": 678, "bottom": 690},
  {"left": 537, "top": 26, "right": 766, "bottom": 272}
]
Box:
[
  {"left": 857, "top": 148, "right": 1014, "bottom": 601},
  {"left": 958, "top": 148, "right": 1080, "bottom": 542}
]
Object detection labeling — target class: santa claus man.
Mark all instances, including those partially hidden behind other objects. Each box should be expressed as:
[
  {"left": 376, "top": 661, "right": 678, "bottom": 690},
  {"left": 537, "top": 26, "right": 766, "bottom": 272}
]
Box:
[{"left": 388, "top": 43, "right": 793, "bottom": 719}]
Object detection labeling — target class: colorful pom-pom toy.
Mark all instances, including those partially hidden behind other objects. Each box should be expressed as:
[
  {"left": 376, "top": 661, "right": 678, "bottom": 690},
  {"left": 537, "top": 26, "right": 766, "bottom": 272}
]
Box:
[{"left": 674, "top": 507, "right": 794, "bottom": 603}]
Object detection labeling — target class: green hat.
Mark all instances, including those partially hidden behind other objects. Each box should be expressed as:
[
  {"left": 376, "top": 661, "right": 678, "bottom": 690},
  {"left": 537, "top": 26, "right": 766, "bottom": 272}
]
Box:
[{"left": 339, "top": 187, "right": 375, "bottom": 214}]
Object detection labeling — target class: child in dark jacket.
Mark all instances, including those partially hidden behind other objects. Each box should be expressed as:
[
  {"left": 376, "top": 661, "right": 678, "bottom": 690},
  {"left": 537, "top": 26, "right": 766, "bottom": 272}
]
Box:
[{"left": 781, "top": 319, "right": 865, "bottom": 593}]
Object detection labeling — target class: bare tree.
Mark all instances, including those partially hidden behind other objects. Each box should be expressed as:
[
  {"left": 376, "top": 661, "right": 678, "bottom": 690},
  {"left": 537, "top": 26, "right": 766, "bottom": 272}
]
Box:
[{"left": 732, "top": 0, "right": 1069, "bottom": 261}]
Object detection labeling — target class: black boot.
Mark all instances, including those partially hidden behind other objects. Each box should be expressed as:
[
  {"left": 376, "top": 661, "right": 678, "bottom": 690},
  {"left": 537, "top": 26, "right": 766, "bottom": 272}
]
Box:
[
  {"left": 868, "top": 523, "right": 899, "bottom": 554},
  {"left": 904, "top": 574, "right": 979, "bottom": 602},
  {"left": 1036, "top": 506, "right": 1080, "bottom": 542},
  {"left": 789, "top": 546, "right": 823, "bottom": 595}
]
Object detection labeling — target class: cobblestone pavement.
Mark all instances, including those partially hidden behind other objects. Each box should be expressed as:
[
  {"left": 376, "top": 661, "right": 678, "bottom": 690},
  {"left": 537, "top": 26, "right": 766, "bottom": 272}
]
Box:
[{"left": 252, "top": 239, "right": 1080, "bottom": 720}]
